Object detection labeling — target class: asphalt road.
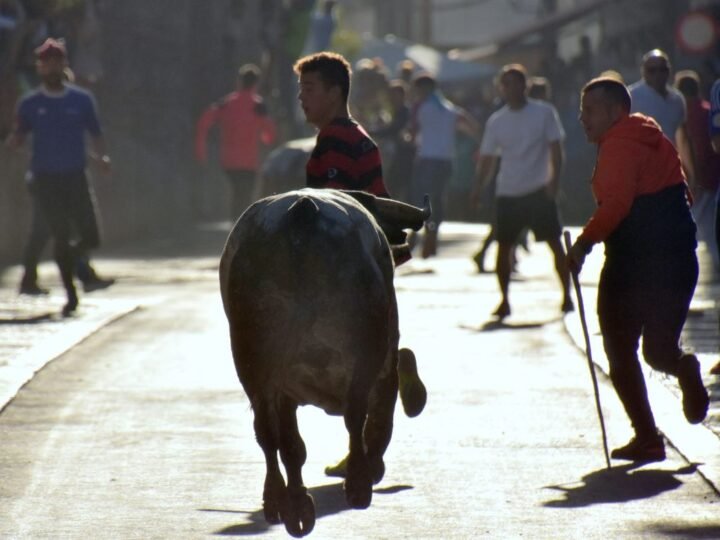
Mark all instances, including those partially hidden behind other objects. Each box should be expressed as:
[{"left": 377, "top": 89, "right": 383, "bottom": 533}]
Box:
[{"left": 1, "top": 222, "right": 719, "bottom": 539}]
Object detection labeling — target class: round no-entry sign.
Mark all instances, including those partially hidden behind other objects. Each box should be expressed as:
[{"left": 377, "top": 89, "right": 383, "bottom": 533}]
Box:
[{"left": 675, "top": 11, "right": 717, "bottom": 54}]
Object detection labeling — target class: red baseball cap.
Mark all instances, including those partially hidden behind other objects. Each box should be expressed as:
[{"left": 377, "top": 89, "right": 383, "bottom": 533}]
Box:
[{"left": 35, "top": 38, "right": 67, "bottom": 60}]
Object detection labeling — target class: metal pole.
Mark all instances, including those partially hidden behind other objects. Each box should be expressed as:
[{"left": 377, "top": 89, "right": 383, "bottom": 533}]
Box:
[{"left": 563, "top": 230, "right": 611, "bottom": 469}]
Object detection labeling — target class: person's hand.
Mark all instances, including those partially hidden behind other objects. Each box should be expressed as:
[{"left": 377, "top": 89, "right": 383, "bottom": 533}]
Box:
[
  {"left": 90, "top": 153, "right": 112, "bottom": 175},
  {"left": 566, "top": 240, "right": 590, "bottom": 274}
]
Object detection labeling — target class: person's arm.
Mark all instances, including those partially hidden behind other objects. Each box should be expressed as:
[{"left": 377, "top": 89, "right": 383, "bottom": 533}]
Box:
[
  {"left": 470, "top": 153, "right": 499, "bottom": 206},
  {"left": 88, "top": 134, "right": 111, "bottom": 174},
  {"left": 675, "top": 123, "right": 697, "bottom": 189},
  {"left": 194, "top": 105, "right": 220, "bottom": 162},
  {"left": 456, "top": 107, "right": 480, "bottom": 140},
  {"left": 546, "top": 140, "right": 564, "bottom": 197}
]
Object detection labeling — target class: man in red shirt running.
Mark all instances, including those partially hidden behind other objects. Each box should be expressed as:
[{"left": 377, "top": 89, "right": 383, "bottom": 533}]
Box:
[
  {"left": 293, "top": 51, "right": 426, "bottom": 477},
  {"left": 195, "top": 64, "right": 277, "bottom": 220}
]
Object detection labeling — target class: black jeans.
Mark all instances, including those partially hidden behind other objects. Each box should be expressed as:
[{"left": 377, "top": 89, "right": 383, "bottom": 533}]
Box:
[
  {"left": 597, "top": 250, "right": 698, "bottom": 438},
  {"left": 31, "top": 171, "right": 99, "bottom": 295}
]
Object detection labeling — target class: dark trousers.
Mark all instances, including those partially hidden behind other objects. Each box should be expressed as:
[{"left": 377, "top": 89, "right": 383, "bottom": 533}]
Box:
[
  {"left": 30, "top": 171, "right": 100, "bottom": 295},
  {"left": 597, "top": 250, "right": 698, "bottom": 438},
  {"left": 411, "top": 158, "right": 452, "bottom": 227},
  {"left": 225, "top": 169, "right": 257, "bottom": 221}
]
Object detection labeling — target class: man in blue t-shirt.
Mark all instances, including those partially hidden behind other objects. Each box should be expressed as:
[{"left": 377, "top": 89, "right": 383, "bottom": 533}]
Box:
[{"left": 6, "top": 38, "right": 112, "bottom": 316}]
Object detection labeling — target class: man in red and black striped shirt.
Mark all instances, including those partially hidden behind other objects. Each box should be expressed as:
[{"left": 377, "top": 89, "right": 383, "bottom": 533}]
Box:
[
  {"left": 294, "top": 52, "right": 389, "bottom": 197},
  {"left": 293, "top": 51, "right": 426, "bottom": 479}
]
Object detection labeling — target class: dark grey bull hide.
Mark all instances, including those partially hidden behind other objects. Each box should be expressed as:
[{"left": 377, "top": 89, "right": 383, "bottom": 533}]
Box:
[{"left": 219, "top": 188, "right": 428, "bottom": 537}]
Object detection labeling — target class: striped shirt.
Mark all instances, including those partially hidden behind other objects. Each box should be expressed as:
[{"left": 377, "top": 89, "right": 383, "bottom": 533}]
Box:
[{"left": 306, "top": 117, "right": 388, "bottom": 196}]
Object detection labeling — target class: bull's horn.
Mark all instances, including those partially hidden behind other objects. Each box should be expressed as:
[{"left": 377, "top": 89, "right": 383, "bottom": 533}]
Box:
[{"left": 373, "top": 195, "right": 432, "bottom": 226}]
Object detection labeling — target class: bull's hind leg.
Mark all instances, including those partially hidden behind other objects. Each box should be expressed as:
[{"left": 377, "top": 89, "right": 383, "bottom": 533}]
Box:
[
  {"left": 252, "top": 400, "right": 286, "bottom": 525},
  {"left": 343, "top": 389, "right": 373, "bottom": 509},
  {"left": 276, "top": 396, "right": 315, "bottom": 538},
  {"left": 364, "top": 355, "right": 399, "bottom": 485}
]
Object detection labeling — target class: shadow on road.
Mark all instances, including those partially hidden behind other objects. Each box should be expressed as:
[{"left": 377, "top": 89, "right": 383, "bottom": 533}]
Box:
[
  {"left": 460, "top": 317, "right": 560, "bottom": 332},
  {"left": 542, "top": 462, "right": 698, "bottom": 508},
  {"left": 644, "top": 523, "right": 720, "bottom": 538},
  {"left": 205, "top": 482, "right": 413, "bottom": 536}
]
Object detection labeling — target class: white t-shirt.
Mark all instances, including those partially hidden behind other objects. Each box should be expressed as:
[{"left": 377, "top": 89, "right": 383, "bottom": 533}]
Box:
[
  {"left": 480, "top": 99, "right": 564, "bottom": 197},
  {"left": 415, "top": 92, "right": 458, "bottom": 160},
  {"left": 629, "top": 80, "right": 686, "bottom": 144}
]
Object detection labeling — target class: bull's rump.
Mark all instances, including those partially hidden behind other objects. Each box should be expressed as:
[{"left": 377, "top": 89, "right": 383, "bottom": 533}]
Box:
[{"left": 219, "top": 190, "right": 398, "bottom": 415}]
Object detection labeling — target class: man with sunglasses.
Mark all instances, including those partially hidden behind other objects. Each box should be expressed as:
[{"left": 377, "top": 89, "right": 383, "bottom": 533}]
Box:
[{"left": 629, "top": 49, "right": 697, "bottom": 186}]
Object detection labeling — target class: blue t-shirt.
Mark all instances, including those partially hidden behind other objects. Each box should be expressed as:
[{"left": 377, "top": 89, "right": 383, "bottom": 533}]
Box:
[{"left": 16, "top": 85, "right": 102, "bottom": 174}]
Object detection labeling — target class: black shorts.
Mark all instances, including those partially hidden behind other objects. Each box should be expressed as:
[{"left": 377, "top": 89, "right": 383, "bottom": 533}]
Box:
[{"left": 495, "top": 186, "right": 562, "bottom": 244}]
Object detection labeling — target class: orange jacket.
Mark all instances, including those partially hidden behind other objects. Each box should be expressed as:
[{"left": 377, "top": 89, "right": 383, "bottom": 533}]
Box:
[
  {"left": 579, "top": 113, "right": 687, "bottom": 245},
  {"left": 195, "top": 89, "right": 276, "bottom": 171}
]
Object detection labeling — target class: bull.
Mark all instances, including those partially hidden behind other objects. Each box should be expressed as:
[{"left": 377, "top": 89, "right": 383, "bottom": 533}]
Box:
[{"left": 219, "top": 188, "right": 429, "bottom": 537}]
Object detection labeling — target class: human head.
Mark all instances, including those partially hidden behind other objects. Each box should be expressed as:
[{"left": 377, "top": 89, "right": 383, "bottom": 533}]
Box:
[
  {"left": 641, "top": 49, "right": 671, "bottom": 93},
  {"left": 580, "top": 77, "right": 631, "bottom": 143},
  {"left": 34, "top": 38, "right": 68, "bottom": 88},
  {"left": 238, "top": 64, "right": 261, "bottom": 89},
  {"left": 388, "top": 80, "right": 407, "bottom": 108},
  {"left": 528, "top": 76, "right": 552, "bottom": 101},
  {"left": 411, "top": 72, "right": 436, "bottom": 103},
  {"left": 674, "top": 70, "right": 700, "bottom": 99},
  {"left": 396, "top": 59, "right": 416, "bottom": 84},
  {"left": 498, "top": 63, "right": 527, "bottom": 108},
  {"left": 294, "top": 51, "right": 351, "bottom": 128}
]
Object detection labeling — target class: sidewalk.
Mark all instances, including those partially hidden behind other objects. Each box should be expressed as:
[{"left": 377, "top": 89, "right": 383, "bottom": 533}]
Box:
[{"left": 1, "top": 222, "right": 719, "bottom": 495}]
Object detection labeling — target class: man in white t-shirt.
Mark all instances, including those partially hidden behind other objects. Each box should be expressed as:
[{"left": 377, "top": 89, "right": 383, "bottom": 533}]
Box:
[{"left": 471, "top": 63, "right": 572, "bottom": 319}]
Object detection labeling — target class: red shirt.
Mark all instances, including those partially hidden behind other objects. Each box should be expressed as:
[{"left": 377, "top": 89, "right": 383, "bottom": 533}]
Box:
[
  {"left": 306, "top": 117, "right": 389, "bottom": 196},
  {"left": 195, "top": 89, "right": 276, "bottom": 171},
  {"left": 580, "top": 114, "right": 687, "bottom": 244},
  {"left": 686, "top": 97, "right": 720, "bottom": 191}
]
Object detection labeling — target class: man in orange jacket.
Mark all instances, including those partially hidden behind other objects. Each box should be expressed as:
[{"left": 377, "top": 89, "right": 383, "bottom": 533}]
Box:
[
  {"left": 195, "top": 64, "right": 277, "bottom": 220},
  {"left": 567, "top": 77, "right": 709, "bottom": 463}
]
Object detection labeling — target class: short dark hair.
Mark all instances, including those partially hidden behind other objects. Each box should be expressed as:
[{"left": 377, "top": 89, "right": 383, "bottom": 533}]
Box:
[
  {"left": 294, "top": 52, "right": 352, "bottom": 101},
  {"left": 238, "top": 64, "right": 260, "bottom": 89},
  {"left": 582, "top": 77, "right": 632, "bottom": 112},
  {"left": 499, "top": 63, "right": 527, "bottom": 86},
  {"left": 412, "top": 72, "right": 436, "bottom": 92},
  {"left": 674, "top": 70, "right": 700, "bottom": 98}
]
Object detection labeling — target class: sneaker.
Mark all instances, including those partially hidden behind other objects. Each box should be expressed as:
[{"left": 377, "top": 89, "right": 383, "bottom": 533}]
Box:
[
  {"left": 472, "top": 251, "right": 486, "bottom": 273},
  {"left": 82, "top": 277, "right": 115, "bottom": 293},
  {"left": 561, "top": 297, "right": 575, "bottom": 313},
  {"left": 324, "top": 454, "right": 348, "bottom": 478},
  {"left": 19, "top": 283, "right": 49, "bottom": 296},
  {"left": 492, "top": 300, "right": 511, "bottom": 319},
  {"left": 611, "top": 434, "right": 666, "bottom": 462},
  {"left": 677, "top": 353, "right": 709, "bottom": 424},
  {"left": 398, "top": 348, "right": 427, "bottom": 418},
  {"left": 62, "top": 293, "right": 79, "bottom": 318}
]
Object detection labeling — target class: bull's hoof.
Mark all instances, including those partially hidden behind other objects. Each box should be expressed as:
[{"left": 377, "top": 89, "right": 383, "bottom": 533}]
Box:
[
  {"left": 282, "top": 492, "right": 315, "bottom": 538},
  {"left": 370, "top": 457, "right": 385, "bottom": 485},
  {"left": 398, "top": 348, "right": 427, "bottom": 417},
  {"left": 344, "top": 456, "right": 373, "bottom": 509},
  {"left": 344, "top": 477, "right": 372, "bottom": 509}
]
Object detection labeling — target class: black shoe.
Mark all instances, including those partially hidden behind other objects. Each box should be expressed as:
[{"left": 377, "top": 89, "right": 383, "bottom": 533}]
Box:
[
  {"left": 398, "top": 348, "right": 427, "bottom": 418},
  {"left": 561, "top": 297, "right": 574, "bottom": 313},
  {"left": 611, "top": 434, "right": 666, "bottom": 462},
  {"left": 62, "top": 294, "right": 79, "bottom": 318},
  {"left": 82, "top": 277, "right": 115, "bottom": 293},
  {"left": 677, "top": 353, "right": 709, "bottom": 424},
  {"left": 19, "top": 283, "right": 49, "bottom": 296},
  {"left": 492, "top": 300, "right": 510, "bottom": 319}
]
